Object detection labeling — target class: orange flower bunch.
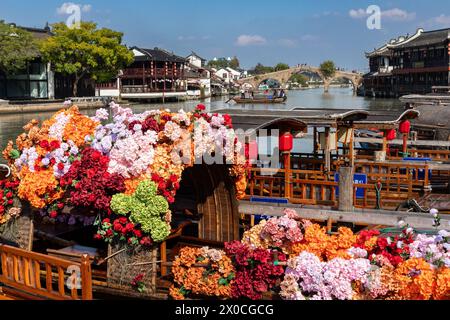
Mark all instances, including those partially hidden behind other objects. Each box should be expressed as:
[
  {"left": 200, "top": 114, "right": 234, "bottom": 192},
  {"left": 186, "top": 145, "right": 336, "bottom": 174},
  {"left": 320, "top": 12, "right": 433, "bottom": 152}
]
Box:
[
  {"left": 291, "top": 224, "right": 330, "bottom": 258},
  {"left": 291, "top": 225, "right": 357, "bottom": 261},
  {"left": 62, "top": 107, "right": 99, "bottom": 146},
  {"left": 17, "top": 167, "right": 63, "bottom": 208},
  {"left": 325, "top": 227, "right": 358, "bottom": 260},
  {"left": 170, "top": 247, "right": 235, "bottom": 300},
  {"left": 433, "top": 267, "right": 450, "bottom": 300},
  {"left": 394, "top": 258, "right": 436, "bottom": 300}
]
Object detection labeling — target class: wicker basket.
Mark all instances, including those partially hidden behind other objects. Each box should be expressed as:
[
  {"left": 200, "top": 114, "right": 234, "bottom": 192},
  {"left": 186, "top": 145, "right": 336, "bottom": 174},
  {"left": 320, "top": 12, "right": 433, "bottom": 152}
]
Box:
[
  {"left": 0, "top": 201, "right": 33, "bottom": 250},
  {"left": 106, "top": 242, "right": 158, "bottom": 297}
]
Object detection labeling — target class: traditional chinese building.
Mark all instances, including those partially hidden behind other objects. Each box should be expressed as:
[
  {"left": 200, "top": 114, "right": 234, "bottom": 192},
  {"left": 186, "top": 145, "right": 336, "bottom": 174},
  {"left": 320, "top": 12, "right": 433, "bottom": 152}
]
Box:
[
  {"left": 363, "top": 28, "right": 450, "bottom": 97},
  {"left": 97, "top": 47, "right": 187, "bottom": 101}
]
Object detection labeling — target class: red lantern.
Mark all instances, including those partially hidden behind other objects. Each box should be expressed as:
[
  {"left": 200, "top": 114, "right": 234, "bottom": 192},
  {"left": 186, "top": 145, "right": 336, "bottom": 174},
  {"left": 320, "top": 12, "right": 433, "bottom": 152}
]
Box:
[
  {"left": 399, "top": 120, "right": 411, "bottom": 134},
  {"left": 245, "top": 141, "right": 259, "bottom": 162},
  {"left": 386, "top": 129, "right": 396, "bottom": 141},
  {"left": 279, "top": 132, "right": 294, "bottom": 152}
]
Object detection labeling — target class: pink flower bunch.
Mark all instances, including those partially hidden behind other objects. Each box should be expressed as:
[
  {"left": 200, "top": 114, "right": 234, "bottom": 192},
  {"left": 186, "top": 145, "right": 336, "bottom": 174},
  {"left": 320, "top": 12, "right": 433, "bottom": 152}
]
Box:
[
  {"left": 281, "top": 251, "right": 371, "bottom": 300},
  {"left": 409, "top": 231, "right": 450, "bottom": 268},
  {"left": 260, "top": 215, "right": 303, "bottom": 248}
]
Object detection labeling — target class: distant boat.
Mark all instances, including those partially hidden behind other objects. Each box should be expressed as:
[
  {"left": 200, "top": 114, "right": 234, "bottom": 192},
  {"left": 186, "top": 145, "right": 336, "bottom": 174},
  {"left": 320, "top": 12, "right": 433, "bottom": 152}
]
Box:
[
  {"left": 231, "top": 95, "right": 287, "bottom": 104},
  {"left": 400, "top": 86, "right": 450, "bottom": 107}
]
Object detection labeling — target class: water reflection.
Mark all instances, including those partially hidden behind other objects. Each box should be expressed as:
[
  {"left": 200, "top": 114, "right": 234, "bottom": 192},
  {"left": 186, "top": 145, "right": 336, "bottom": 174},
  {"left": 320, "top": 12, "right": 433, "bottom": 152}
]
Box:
[{"left": 0, "top": 88, "right": 403, "bottom": 155}]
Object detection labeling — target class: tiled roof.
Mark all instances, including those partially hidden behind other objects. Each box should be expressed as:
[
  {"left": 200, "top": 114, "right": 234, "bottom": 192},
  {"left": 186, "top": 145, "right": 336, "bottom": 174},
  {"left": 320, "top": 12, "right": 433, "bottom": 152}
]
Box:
[
  {"left": 394, "top": 29, "right": 450, "bottom": 49},
  {"left": 134, "top": 47, "right": 186, "bottom": 63}
]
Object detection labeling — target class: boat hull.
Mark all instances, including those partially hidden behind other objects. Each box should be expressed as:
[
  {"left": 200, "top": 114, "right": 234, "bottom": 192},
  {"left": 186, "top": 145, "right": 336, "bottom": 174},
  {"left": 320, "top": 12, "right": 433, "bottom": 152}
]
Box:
[{"left": 232, "top": 96, "right": 287, "bottom": 104}]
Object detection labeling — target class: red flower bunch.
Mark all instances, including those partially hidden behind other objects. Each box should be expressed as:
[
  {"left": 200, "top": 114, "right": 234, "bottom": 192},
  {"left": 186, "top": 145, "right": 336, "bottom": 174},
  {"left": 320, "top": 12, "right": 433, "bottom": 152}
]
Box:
[
  {"left": 0, "top": 179, "right": 19, "bottom": 218},
  {"left": 151, "top": 173, "right": 180, "bottom": 204},
  {"left": 223, "top": 114, "right": 233, "bottom": 128},
  {"left": 94, "top": 217, "right": 152, "bottom": 247},
  {"left": 193, "top": 104, "right": 211, "bottom": 121},
  {"left": 355, "top": 229, "right": 413, "bottom": 266},
  {"left": 225, "top": 241, "right": 286, "bottom": 300},
  {"left": 131, "top": 273, "right": 146, "bottom": 293},
  {"left": 39, "top": 139, "right": 61, "bottom": 151},
  {"left": 60, "top": 147, "right": 125, "bottom": 212}
]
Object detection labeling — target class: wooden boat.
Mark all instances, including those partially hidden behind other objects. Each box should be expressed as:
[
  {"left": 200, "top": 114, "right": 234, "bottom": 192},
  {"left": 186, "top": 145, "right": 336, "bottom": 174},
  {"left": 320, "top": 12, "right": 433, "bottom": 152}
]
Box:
[{"left": 231, "top": 95, "right": 287, "bottom": 104}]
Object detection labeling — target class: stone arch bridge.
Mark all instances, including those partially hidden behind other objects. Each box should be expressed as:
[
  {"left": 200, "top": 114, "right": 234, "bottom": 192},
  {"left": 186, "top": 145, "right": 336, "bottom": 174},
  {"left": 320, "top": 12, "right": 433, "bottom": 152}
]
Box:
[{"left": 236, "top": 65, "right": 363, "bottom": 93}]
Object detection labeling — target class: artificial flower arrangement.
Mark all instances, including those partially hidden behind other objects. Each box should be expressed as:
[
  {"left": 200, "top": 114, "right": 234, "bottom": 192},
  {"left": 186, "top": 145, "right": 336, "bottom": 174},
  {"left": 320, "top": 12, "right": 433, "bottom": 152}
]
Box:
[
  {"left": 171, "top": 208, "right": 449, "bottom": 300},
  {"left": 169, "top": 246, "right": 235, "bottom": 300},
  {"left": 0, "top": 178, "right": 21, "bottom": 224},
  {"left": 1, "top": 103, "right": 248, "bottom": 247},
  {"left": 224, "top": 241, "right": 286, "bottom": 300}
]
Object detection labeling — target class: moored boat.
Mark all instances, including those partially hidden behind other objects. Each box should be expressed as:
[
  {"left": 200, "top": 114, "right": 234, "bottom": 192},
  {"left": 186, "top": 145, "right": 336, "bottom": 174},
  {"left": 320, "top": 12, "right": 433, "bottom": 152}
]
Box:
[{"left": 231, "top": 95, "right": 287, "bottom": 104}]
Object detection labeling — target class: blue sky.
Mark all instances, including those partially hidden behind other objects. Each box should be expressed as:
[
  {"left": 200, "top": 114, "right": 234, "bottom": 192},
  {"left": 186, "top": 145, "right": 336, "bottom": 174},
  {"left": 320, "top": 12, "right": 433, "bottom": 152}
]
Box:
[{"left": 1, "top": 0, "right": 449, "bottom": 71}]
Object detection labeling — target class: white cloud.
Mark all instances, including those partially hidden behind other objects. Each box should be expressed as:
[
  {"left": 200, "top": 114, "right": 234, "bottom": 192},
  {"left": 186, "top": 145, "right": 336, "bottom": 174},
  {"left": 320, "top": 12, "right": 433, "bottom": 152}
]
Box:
[
  {"left": 428, "top": 14, "right": 450, "bottom": 27},
  {"left": 349, "top": 9, "right": 367, "bottom": 19},
  {"left": 349, "top": 7, "right": 415, "bottom": 21},
  {"left": 382, "top": 8, "right": 415, "bottom": 21},
  {"left": 235, "top": 34, "right": 267, "bottom": 46},
  {"left": 57, "top": 2, "right": 92, "bottom": 15},
  {"left": 278, "top": 38, "right": 298, "bottom": 47},
  {"left": 300, "top": 34, "right": 318, "bottom": 41}
]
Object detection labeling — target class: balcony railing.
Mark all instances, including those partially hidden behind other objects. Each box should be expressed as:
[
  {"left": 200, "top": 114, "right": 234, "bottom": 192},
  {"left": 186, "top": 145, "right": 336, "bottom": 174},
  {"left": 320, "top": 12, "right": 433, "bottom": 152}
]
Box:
[
  {"left": 121, "top": 85, "right": 186, "bottom": 94},
  {"left": 122, "top": 68, "right": 182, "bottom": 78}
]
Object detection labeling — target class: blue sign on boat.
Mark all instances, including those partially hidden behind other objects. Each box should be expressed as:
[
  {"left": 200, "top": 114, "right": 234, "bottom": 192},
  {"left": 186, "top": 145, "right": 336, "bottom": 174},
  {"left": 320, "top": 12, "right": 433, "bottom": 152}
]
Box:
[
  {"left": 402, "top": 158, "right": 433, "bottom": 180},
  {"left": 335, "top": 173, "right": 367, "bottom": 199},
  {"left": 250, "top": 196, "right": 289, "bottom": 223}
]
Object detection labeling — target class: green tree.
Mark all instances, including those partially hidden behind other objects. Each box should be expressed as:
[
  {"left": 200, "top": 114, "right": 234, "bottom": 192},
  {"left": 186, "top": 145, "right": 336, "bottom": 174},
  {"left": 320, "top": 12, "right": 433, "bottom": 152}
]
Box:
[
  {"left": 207, "top": 58, "right": 229, "bottom": 69},
  {"left": 39, "top": 22, "right": 134, "bottom": 97},
  {"left": 252, "top": 63, "right": 274, "bottom": 75},
  {"left": 0, "top": 21, "right": 39, "bottom": 74},
  {"left": 290, "top": 73, "right": 308, "bottom": 87},
  {"left": 229, "top": 56, "right": 240, "bottom": 70},
  {"left": 319, "top": 60, "right": 336, "bottom": 79},
  {"left": 274, "top": 63, "right": 289, "bottom": 71}
]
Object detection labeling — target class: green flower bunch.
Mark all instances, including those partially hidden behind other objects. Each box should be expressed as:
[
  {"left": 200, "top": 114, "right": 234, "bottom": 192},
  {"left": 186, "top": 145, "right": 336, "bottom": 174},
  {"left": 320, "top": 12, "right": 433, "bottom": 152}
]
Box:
[{"left": 110, "top": 180, "right": 171, "bottom": 242}]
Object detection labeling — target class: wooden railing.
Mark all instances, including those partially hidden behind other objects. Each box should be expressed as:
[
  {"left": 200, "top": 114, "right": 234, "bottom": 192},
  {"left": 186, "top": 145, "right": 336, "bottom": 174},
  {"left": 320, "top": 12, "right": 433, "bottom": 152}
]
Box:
[
  {"left": 0, "top": 245, "right": 92, "bottom": 300},
  {"left": 246, "top": 159, "right": 432, "bottom": 209}
]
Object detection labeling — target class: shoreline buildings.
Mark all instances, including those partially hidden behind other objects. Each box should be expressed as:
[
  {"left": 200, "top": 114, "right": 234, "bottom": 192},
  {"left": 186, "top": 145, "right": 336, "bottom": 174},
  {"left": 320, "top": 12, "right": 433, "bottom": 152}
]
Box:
[{"left": 363, "top": 28, "right": 450, "bottom": 98}]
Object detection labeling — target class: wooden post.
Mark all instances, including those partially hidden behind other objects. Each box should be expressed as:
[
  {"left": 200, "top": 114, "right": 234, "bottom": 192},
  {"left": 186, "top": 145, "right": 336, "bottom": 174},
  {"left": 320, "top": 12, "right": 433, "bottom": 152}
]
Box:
[
  {"left": 80, "top": 254, "right": 93, "bottom": 300},
  {"left": 382, "top": 135, "right": 388, "bottom": 153},
  {"left": 313, "top": 127, "right": 318, "bottom": 156},
  {"left": 325, "top": 127, "right": 331, "bottom": 172},
  {"left": 284, "top": 152, "right": 291, "bottom": 199},
  {"left": 338, "top": 166, "right": 354, "bottom": 212},
  {"left": 349, "top": 128, "right": 355, "bottom": 167}
]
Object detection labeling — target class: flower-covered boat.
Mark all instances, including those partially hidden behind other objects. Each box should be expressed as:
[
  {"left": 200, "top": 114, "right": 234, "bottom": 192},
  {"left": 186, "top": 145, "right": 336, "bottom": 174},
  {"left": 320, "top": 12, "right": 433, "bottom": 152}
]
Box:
[{"left": 0, "top": 102, "right": 249, "bottom": 297}]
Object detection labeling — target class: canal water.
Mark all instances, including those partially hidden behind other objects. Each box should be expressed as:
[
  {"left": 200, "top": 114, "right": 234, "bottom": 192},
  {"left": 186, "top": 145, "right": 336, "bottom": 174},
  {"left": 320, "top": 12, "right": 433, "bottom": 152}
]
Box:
[{"left": 0, "top": 87, "right": 403, "bottom": 159}]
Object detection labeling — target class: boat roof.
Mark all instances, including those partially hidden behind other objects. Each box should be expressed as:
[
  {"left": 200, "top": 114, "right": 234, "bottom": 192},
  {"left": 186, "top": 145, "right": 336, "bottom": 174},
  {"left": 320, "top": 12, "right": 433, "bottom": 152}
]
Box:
[{"left": 215, "top": 108, "right": 420, "bottom": 132}]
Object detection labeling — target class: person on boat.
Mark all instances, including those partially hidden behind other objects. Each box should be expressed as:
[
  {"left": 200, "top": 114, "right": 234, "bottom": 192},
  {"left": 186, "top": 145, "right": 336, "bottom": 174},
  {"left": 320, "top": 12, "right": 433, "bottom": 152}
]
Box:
[
  {"left": 273, "top": 89, "right": 278, "bottom": 99},
  {"left": 279, "top": 89, "right": 285, "bottom": 98}
]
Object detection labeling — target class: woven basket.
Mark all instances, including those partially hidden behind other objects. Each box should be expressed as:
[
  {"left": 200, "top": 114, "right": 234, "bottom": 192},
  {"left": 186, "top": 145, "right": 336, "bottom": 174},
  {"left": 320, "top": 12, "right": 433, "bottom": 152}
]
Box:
[
  {"left": 0, "top": 202, "right": 33, "bottom": 250},
  {"left": 107, "top": 242, "right": 158, "bottom": 296}
]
